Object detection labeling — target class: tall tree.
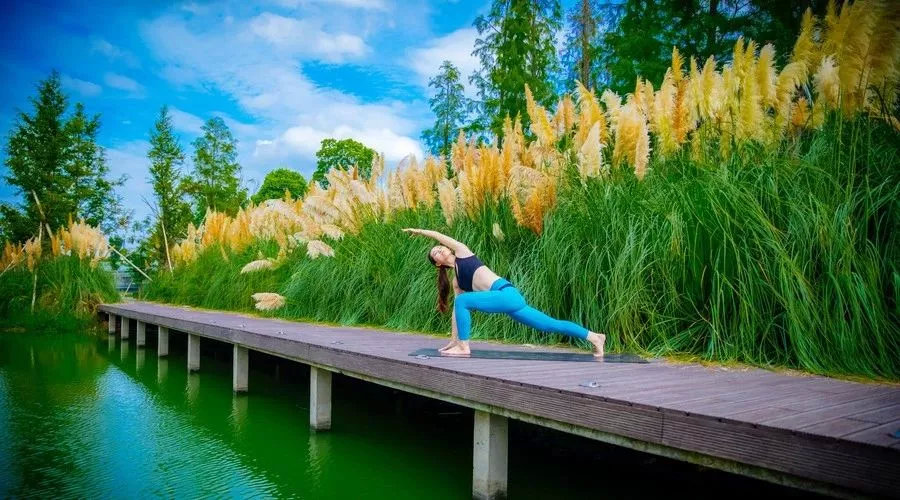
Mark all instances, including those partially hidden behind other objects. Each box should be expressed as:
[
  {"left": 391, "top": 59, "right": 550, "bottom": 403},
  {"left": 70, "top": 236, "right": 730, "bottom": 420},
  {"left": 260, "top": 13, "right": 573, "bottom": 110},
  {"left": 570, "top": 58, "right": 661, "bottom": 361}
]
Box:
[
  {"left": 182, "top": 117, "right": 247, "bottom": 222},
  {"left": 559, "top": 0, "right": 601, "bottom": 92},
  {"left": 1, "top": 71, "right": 126, "bottom": 242},
  {"left": 251, "top": 168, "right": 307, "bottom": 204},
  {"left": 421, "top": 61, "right": 474, "bottom": 157},
  {"left": 147, "top": 106, "right": 192, "bottom": 266},
  {"left": 312, "top": 138, "right": 375, "bottom": 188},
  {"left": 470, "top": 0, "right": 563, "bottom": 139}
]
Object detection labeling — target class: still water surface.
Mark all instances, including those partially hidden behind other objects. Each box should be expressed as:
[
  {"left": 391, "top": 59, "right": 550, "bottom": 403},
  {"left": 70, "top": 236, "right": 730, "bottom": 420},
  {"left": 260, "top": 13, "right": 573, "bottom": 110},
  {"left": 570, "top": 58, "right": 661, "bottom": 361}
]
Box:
[{"left": 0, "top": 329, "right": 819, "bottom": 498}]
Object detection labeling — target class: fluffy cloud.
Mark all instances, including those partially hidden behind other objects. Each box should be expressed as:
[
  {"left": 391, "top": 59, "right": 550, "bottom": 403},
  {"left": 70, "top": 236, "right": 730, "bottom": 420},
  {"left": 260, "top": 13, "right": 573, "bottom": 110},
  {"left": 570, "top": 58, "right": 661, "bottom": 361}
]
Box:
[
  {"left": 168, "top": 107, "right": 205, "bottom": 135},
  {"left": 104, "top": 72, "right": 145, "bottom": 97},
  {"left": 91, "top": 38, "right": 141, "bottom": 68},
  {"left": 406, "top": 27, "right": 480, "bottom": 95},
  {"left": 141, "top": 7, "right": 427, "bottom": 179},
  {"left": 60, "top": 74, "right": 102, "bottom": 97},
  {"left": 249, "top": 13, "right": 369, "bottom": 61}
]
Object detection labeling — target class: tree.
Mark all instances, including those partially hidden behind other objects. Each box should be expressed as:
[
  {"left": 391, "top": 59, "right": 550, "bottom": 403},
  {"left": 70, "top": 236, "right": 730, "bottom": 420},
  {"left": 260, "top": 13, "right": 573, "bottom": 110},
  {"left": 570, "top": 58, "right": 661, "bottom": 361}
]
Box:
[
  {"left": 312, "top": 138, "right": 376, "bottom": 188},
  {"left": 1, "top": 71, "right": 127, "bottom": 242},
  {"left": 470, "top": 0, "right": 563, "bottom": 139},
  {"left": 558, "top": 0, "right": 623, "bottom": 93},
  {"left": 182, "top": 117, "right": 247, "bottom": 222},
  {"left": 251, "top": 168, "right": 307, "bottom": 204},
  {"left": 421, "top": 61, "right": 474, "bottom": 157},
  {"left": 147, "top": 106, "right": 192, "bottom": 267}
]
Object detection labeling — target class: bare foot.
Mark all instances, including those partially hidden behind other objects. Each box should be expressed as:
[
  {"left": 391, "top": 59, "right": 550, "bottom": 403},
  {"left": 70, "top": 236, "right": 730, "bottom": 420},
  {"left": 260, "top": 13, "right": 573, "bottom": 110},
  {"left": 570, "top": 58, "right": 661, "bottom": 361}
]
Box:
[
  {"left": 438, "top": 340, "right": 458, "bottom": 352},
  {"left": 588, "top": 332, "right": 606, "bottom": 358},
  {"left": 440, "top": 342, "right": 471, "bottom": 357}
]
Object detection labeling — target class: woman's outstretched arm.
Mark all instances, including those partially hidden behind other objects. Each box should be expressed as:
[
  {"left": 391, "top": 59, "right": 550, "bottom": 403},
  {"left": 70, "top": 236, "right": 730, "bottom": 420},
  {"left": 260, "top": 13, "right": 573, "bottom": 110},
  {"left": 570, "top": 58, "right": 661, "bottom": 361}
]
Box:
[{"left": 402, "top": 228, "right": 470, "bottom": 254}]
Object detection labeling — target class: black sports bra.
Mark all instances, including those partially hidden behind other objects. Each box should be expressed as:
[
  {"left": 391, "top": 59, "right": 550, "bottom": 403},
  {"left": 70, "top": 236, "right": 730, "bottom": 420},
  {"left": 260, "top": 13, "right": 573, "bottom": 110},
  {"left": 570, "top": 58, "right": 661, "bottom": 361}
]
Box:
[{"left": 454, "top": 254, "right": 484, "bottom": 292}]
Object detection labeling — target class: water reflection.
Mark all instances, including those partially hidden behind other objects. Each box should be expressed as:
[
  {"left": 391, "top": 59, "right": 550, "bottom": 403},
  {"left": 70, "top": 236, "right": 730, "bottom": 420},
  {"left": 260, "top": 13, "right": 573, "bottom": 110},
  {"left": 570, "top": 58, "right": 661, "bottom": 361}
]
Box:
[
  {"left": 120, "top": 340, "right": 129, "bottom": 361},
  {"left": 136, "top": 347, "right": 145, "bottom": 371},
  {"left": 157, "top": 358, "right": 168, "bottom": 385}
]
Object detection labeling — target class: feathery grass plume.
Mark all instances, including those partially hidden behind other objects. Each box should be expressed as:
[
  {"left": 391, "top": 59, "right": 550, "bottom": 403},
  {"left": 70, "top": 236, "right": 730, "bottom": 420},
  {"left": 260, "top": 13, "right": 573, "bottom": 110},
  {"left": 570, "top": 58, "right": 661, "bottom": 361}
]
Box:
[
  {"left": 525, "top": 84, "right": 556, "bottom": 148},
  {"left": 671, "top": 46, "right": 685, "bottom": 84},
  {"left": 1, "top": 241, "right": 24, "bottom": 271},
  {"left": 835, "top": 0, "right": 878, "bottom": 114},
  {"left": 200, "top": 209, "right": 229, "bottom": 248},
  {"left": 577, "top": 121, "right": 606, "bottom": 180},
  {"left": 652, "top": 71, "right": 678, "bottom": 157},
  {"left": 241, "top": 258, "right": 275, "bottom": 274},
  {"left": 368, "top": 153, "right": 385, "bottom": 190},
  {"left": 449, "top": 130, "right": 470, "bottom": 174},
  {"left": 521, "top": 175, "right": 557, "bottom": 234},
  {"left": 601, "top": 89, "right": 623, "bottom": 133},
  {"left": 492, "top": 222, "right": 505, "bottom": 241},
  {"left": 437, "top": 178, "right": 459, "bottom": 225},
  {"left": 574, "top": 81, "right": 608, "bottom": 149},
  {"left": 423, "top": 156, "right": 447, "bottom": 186},
  {"left": 612, "top": 102, "right": 643, "bottom": 169},
  {"left": 23, "top": 236, "right": 41, "bottom": 271},
  {"left": 252, "top": 292, "right": 285, "bottom": 311},
  {"left": 306, "top": 239, "right": 334, "bottom": 259},
  {"left": 634, "top": 120, "right": 651, "bottom": 180},
  {"left": 552, "top": 94, "right": 577, "bottom": 137},
  {"left": 737, "top": 41, "right": 765, "bottom": 143},
  {"left": 320, "top": 224, "right": 344, "bottom": 240},
  {"left": 696, "top": 56, "right": 723, "bottom": 121},
  {"left": 814, "top": 55, "right": 842, "bottom": 109},
  {"left": 757, "top": 43, "right": 777, "bottom": 108},
  {"left": 865, "top": 2, "right": 900, "bottom": 110},
  {"left": 791, "top": 8, "right": 819, "bottom": 72},
  {"left": 790, "top": 96, "right": 811, "bottom": 130}
]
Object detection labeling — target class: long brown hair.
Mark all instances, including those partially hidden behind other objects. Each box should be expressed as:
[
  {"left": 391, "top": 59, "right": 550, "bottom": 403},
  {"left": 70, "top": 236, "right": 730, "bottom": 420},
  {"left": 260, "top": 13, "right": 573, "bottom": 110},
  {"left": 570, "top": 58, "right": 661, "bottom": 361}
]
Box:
[{"left": 428, "top": 254, "right": 452, "bottom": 313}]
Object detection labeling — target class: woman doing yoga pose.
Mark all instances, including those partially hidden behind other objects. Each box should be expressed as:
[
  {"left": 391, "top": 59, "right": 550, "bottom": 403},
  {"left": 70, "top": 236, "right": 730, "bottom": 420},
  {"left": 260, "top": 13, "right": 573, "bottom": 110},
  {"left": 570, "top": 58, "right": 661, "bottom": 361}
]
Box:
[{"left": 403, "top": 228, "right": 606, "bottom": 357}]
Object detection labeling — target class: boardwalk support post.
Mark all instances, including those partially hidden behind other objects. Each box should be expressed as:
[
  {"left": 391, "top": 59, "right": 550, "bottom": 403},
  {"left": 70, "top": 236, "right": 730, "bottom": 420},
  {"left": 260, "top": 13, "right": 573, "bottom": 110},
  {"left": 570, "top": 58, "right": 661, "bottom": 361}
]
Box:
[
  {"left": 233, "top": 345, "right": 249, "bottom": 392},
  {"left": 187, "top": 334, "right": 200, "bottom": 372},
  {"left": 309, "top": 366, "right": 332, "bottom": 430},
  {"left": 473, "top": 410, "right": 508, "bottom": 500},
  {"left": 108, "top": 313, "right": 116, "bottom": 334},
  {"left": 158, "top": 326, "right": 169, "bottom": 357},
  {"left": 136, "top": 321, "right": 146, "bottom": 347},
  {"left": 121, "top": 318, "right": 130, "bottom": 339}
]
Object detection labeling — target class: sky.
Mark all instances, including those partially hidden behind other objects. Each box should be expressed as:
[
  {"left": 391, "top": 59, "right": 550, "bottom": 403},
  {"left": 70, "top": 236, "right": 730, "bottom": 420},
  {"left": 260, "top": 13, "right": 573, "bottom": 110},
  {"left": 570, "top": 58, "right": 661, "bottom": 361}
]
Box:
[{"left": 0, "top": 0, "right": 577, "bottom": 224}]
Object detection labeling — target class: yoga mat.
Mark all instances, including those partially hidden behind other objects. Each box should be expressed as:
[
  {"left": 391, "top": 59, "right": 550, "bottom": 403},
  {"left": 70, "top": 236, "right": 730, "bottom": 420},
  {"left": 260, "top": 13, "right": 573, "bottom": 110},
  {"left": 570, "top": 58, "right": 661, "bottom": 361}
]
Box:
[{"left": 408, "top": 348, "right": 648, "bottom": 363}]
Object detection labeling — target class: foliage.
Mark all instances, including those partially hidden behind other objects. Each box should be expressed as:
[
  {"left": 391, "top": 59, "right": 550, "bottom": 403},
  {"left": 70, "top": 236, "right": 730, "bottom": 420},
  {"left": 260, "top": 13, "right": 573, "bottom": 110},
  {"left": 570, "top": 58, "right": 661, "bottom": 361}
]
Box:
[
  {"left": 251, "top": 168, "right": 308, "bottom": 204},
  {"left": 421, "top": 61, "right": 475, "bottom": 157},
  {"left": 182, "top": 117, "right": 247, "bottom": 223},
  {"left": 471, "top": 0, "right": 563, "bottom": 138},
  {"left": 147, "top": 106, "right": 192, "bottom": 269},
  {"left": 312, "top": 138, "right": 376, "bottom": 188},
  {"left": 1, "top": 71, "right": 127, "bottom": 243}
]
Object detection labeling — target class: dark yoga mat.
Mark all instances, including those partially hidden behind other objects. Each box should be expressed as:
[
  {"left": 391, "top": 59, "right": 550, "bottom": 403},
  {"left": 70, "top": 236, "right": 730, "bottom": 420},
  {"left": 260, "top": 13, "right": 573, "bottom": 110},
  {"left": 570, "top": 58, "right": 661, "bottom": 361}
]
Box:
[{"left": 408, "top": 348, "right": 648, "bottom": 363}]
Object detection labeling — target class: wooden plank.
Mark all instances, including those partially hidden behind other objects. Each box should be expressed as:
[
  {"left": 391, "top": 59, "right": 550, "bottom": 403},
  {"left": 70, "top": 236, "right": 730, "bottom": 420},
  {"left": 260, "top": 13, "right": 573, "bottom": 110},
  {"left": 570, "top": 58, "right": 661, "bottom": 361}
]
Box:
[
  {"left": 845, "top": 404, "right": 900, "bottom": 424},
  {"left": 99, "top": 302, "right": 900, "bottom": 497},
  {"left": 843, "top": 421, "right": 900, "bottom": 447}
]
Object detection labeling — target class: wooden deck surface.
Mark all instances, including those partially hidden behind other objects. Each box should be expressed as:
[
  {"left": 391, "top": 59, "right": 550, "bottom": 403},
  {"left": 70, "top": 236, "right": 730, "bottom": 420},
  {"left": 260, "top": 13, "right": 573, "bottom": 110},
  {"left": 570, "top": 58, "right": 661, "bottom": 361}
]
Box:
[{"left": 99, "top": 301, "right": 900, "bottom": 498}]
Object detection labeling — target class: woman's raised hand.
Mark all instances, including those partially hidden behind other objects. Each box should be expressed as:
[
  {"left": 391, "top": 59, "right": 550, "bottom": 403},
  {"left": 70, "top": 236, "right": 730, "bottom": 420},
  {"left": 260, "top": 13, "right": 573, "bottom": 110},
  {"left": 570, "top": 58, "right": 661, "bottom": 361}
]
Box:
[{"left": 402, "top": 228, "right": 423, "bottom": 236}]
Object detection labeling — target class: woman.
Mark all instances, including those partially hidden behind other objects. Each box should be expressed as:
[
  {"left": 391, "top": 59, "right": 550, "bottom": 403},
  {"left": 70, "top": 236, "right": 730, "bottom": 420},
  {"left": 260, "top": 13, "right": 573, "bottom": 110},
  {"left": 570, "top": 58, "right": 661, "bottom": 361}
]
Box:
[{"left": 403, "top": 228, "right": 606, "bottom": 357}]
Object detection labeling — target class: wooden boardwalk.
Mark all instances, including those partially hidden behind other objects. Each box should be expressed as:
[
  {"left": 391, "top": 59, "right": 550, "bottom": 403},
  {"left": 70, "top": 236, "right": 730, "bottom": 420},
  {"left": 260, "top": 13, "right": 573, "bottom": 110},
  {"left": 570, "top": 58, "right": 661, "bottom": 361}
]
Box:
[{"left": 100, "top": 301, "right": 900, "bottom": 498}]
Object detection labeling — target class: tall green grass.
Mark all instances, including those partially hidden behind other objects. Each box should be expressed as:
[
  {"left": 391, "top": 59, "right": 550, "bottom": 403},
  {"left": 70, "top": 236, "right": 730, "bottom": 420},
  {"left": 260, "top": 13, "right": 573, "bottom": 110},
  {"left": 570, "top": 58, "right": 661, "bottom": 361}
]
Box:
[
  {"left": 143, "top": 115, "right": 899, "bottom": 379},
  {"left": 0, "top": 256, "right": 120, "bottom": 331}
]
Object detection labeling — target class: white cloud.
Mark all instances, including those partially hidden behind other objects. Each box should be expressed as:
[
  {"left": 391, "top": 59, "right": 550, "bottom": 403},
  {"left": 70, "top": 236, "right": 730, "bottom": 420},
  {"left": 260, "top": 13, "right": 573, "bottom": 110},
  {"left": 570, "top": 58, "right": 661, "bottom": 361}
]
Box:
[
  {"left": 141, "top": 9, "right": 427, "bottom": 181},
  {"left": 406, "top": 27, "right": 479, "bottom": 95},
  {"left": 249, "top": 13, "right": 369, "bottom": 62},
  {"left": 60, "top": 74, "right": 102, "bottom": 97},
  {"left": 273, "top": 0, "right": 388, "bottom": 10},
  {"left": 104, "top": 72, "right": 145, "bottom": 97},
  {"left": 91, "top": 38, "right": 141, "bottom": 67},
  {"left": 169, "top": 107, "right": 205, "bottom": 135}
]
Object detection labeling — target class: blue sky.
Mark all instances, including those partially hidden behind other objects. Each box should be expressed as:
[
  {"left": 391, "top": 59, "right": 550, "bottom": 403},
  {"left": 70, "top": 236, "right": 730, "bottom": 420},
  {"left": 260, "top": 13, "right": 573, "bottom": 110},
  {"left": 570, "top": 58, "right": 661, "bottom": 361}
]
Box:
[{"left": 0, "top": 0, "right": 577, "bottom": 224}]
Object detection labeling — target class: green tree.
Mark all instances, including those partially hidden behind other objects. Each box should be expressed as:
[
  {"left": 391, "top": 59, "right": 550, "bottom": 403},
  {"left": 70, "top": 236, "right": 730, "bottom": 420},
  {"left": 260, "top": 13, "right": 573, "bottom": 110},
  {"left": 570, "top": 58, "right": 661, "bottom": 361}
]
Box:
[
  {"left": 147, "top": 106, "right": 192, "bottom": 267},
  {"left": 421, "top": 61, "right": 474, "bottom": 157},
  {"left": 182, "top": 117, "right": 247, "bottom": 222},
  {"left": 251, "top": 168, "right": 308, "bottom": 204},
  {"left": 312, "top": 138, "right": 376, "bottom": 188},
  {"left": 470, "top": 0, "right": 563, "bottom": 139},
  {"left": 1, "top": 71, "right": 126, "bottom": 242}
]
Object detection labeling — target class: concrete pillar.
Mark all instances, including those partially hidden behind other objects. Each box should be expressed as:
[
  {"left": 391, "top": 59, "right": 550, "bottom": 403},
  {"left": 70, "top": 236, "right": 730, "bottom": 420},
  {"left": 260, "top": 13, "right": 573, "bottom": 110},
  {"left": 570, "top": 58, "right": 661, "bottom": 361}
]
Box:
[
  {"left": 233, "top": 345, "right": 249, "bottom": 392},
  {"left": 158, "top": 326, "right": 169, "bottom": 357},
  {"left": 187, "top": 334, "right": 200, "bottom": 372},
  {"left": 121, "top": 318, "right": 130, "bottom": 339},
  {"left": 309, "top": 366, "right": 332, "bottom": 430},
  {"left": 473, "top": 410, "right": 508, "bottom": 500},
  {"left": 108, "top": 313, "right": 116, "bottom": 334},
  {"left": 136, "top": 321, "right": 146, "bottom": 347}
]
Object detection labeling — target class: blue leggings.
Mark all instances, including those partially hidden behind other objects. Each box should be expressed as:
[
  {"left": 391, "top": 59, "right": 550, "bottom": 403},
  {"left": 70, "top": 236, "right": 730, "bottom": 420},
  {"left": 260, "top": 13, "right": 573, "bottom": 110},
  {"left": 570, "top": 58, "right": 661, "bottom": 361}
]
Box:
[{"left": 454, "top": 278, "right": 589, "bottom": 341}]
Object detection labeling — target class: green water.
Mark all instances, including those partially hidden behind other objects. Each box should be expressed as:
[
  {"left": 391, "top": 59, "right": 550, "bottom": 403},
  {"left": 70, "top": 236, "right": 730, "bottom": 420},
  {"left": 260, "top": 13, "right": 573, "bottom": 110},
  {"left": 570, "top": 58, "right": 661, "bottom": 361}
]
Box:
[{"left": 0, "top": 329, "right": 819, "bottom": 499}]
